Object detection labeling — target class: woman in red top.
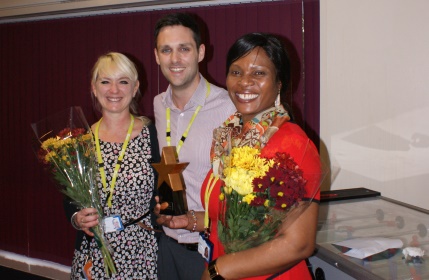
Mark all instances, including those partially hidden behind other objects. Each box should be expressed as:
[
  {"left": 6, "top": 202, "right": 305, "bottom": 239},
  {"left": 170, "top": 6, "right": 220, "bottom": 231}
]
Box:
[{"left": 156, "top": 33, "right": 323, "bottom": 279}]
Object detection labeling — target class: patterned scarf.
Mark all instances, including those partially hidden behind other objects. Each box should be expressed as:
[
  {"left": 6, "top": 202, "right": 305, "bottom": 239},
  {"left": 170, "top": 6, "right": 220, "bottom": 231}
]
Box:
[{"left": 211, "top": 104, "right": 290, "bottom": 176}]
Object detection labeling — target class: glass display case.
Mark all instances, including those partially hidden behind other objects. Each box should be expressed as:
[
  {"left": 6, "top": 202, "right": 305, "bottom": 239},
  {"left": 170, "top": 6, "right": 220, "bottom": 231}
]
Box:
[{"left": 310, "top": 189, "right": 429, "bottom": 280}]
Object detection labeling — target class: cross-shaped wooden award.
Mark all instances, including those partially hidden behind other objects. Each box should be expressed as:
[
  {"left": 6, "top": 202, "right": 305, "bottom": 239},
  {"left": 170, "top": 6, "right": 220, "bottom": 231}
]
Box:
[{"left": 152, "top": 146, "right": 189, "bottom": 215}]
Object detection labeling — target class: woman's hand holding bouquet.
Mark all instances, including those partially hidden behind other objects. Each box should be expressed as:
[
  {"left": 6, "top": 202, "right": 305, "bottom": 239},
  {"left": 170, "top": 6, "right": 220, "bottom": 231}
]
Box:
[
  {"left": 218, "top": 145, "right": 312, "bottom": 253},
  {"left": 32, "top": 107, "right": 116, "bottom": 277}
]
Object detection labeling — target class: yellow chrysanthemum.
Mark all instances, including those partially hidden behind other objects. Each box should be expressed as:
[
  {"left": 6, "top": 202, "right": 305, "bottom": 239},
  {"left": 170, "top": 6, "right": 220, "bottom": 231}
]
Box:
[
  {"left": 82, "top": 133, "right": 92, "bottom": 141},
  {"left": 41, "top": 137, "right": 59, "bottom": 150},
  {"left": 264, "top": 199, "right": 270, "bottom": 207},
  {"left": 224, "top": 186, "right": 233, "bottom": 195},
  {"left": 44, "top": 151, "right": 57, "bottom": 163},
  {"left": 230, "top": 146, "right": 260, "bottom": 168},
  {"left": 223, "top": 167, "right": 254, "bottom": 195},
  {"left": 242, "top": 193, "right": 256, "bottom": 205},
  {"left": 230, "top": 147, "right": 271, "bottom": 177},
  {"left": 222, "top": 147, "right": 273, "bottom": 196},
  {"left": 219, "top": 192, "right": 225, "bottom": 201},
  {"left": 53, "top": 138, "right": 71, "bottom": 149}
]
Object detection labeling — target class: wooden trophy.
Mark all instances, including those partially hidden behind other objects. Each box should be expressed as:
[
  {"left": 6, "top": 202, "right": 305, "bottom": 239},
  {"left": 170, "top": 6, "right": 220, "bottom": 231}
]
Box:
[{"left": 152, "top": 146, "right": 189, "bottom": 215}]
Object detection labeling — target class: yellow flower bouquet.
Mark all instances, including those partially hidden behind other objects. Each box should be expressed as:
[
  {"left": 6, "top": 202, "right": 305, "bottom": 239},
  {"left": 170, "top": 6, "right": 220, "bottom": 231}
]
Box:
[
  {"left": 32, "top": 107, "right": 116, "bottom": 277},
  {"left": 218, "top": 146, "right": 311, "bottom": 253}
]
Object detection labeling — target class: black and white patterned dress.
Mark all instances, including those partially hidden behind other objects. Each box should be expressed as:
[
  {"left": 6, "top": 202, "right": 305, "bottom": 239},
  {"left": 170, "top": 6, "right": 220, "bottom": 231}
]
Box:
[{"left": 71, "top": 125, "right": 158, "bottom": 279}]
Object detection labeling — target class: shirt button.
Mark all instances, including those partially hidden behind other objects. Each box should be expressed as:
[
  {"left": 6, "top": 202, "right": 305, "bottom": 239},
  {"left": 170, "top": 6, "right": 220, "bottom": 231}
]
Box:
[{"left": 180, "top": 113, "right": 184, "bottom": 117}]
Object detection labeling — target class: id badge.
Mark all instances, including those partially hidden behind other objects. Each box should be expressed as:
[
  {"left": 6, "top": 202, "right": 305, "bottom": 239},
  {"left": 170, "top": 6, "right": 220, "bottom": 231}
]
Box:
[
  {"left": 103, "top": 215, "right": 124, "bottom": 233},
  {"left": 198, "top": 232, "right": 214, "bottom": 263}
]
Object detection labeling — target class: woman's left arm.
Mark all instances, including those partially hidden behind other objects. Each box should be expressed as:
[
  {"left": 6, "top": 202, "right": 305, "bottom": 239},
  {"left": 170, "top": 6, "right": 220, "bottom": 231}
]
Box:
[{"left": 202, "top": 202, "right": 319, "bottom": 280}]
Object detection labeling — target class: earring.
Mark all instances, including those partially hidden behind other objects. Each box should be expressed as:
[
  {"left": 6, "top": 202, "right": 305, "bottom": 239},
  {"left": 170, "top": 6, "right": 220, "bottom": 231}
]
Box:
[{"left": 274, "top": 92, "right": 280, "bottom": 107}]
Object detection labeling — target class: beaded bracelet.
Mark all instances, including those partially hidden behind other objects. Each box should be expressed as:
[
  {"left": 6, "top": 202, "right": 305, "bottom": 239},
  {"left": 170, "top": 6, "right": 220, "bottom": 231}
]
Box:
[
  {"left": 189, "top": 210, "right": 197, "bottom": 232},
  {"left": 70, "top": 212, "right": 82, "bottom": 230}
]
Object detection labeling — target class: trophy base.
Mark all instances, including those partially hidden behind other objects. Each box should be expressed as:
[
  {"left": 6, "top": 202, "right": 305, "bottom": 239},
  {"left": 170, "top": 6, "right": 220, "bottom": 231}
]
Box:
[{"left": 158, "top": 182, "right": 188, "bottom": 216}]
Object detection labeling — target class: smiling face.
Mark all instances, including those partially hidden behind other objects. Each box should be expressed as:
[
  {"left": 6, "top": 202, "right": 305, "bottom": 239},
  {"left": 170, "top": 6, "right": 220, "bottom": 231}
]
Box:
[
  {"left": 226, "top": 47, "right": 281, "bottom": 123},
  {"left": 113, "top": 218, "right": 120, "bottom": 229},
  {"left": 91, "top": 65, "right": 139, "bottom": 115},
  {"left": 154, "top": 25, "right": 205, "bottom": 94}
]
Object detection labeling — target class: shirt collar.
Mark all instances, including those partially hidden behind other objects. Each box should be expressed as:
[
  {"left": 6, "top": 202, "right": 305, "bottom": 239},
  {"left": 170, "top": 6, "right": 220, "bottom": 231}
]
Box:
[{"left": 163, "top": 73, "right": 208, "bottom": 111}]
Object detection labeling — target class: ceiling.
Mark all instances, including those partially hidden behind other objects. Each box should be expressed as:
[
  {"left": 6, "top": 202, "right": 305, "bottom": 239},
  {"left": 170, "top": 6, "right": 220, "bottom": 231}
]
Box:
[{"left": 0, "top": 0, "right": 253, "bottom": 23}]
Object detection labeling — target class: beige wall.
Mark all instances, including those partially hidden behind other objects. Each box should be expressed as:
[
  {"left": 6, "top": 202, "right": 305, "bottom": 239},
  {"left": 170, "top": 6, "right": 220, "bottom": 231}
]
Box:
[{"left": 320, "top": 0, "right": 429, "bottom": 210}]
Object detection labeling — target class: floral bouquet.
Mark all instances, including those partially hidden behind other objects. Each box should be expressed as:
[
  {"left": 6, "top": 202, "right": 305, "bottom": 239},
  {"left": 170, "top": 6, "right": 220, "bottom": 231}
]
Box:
[
  {"left": 31, "top": 106, "right": 116, "bottom": 277},
  {"left": 215, "top": 128, "right": 326, "bottom": 254}
]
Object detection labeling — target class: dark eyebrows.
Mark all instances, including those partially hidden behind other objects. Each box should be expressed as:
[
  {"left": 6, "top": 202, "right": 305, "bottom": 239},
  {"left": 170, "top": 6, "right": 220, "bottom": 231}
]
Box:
[
  {"left": 158, "top": 42, "right": 194, "bottom": 49},
  {"left": 179, "top": 42, "right": 193, "bottom": 47}
]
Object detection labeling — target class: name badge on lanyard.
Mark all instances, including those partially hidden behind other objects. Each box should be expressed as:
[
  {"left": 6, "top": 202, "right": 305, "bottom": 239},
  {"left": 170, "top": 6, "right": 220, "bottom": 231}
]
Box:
[
  {"left": 198, "top": 232, "right": 214, "bottom": 263},
  {"left": 104, "top": 215, "right": 124, "bottom": 233}
]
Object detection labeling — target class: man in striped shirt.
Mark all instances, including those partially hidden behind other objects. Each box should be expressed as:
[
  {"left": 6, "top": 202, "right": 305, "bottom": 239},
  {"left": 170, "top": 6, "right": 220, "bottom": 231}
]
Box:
[{"left": 153, "top": 12, "right": 235, "bottom": 280}]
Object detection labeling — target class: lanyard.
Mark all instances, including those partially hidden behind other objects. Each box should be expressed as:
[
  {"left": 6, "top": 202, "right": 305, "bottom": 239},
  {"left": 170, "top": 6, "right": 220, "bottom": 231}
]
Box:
[
  {"left": 166, "top": 80, "right": 211, "bottom": 154},
  {"left": 94, "top": 114, "right": 135, "bottom": 208},
  {"left": 204, "top": 173, "right": 219, "bottom": 230}
]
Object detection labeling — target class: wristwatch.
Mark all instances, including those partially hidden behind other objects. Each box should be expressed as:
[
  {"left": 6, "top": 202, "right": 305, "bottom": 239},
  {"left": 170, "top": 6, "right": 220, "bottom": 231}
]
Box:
[{"left": 208, "top": 259, "right": 225, "bottom": 280}]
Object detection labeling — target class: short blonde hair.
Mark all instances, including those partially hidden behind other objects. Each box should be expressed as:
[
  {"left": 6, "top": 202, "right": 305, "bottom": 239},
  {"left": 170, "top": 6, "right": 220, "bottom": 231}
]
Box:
[{"left": 91, "top": 52, "right": 141, "bottom": 115}]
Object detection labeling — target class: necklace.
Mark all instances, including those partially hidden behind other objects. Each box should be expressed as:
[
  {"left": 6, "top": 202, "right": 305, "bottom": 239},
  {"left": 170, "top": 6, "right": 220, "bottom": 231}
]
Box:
[
  {"left": 94, "top": 114, "right": 135, "bottom": 208},
  {"left": 166, "top": 80, "right": 211, "bottom": 154}
]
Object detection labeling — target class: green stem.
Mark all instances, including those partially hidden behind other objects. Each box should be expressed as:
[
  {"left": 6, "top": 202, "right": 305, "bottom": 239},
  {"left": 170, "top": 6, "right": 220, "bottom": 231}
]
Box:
[{"left": 90, "top": 226, "right": 117, "bottom": 276}]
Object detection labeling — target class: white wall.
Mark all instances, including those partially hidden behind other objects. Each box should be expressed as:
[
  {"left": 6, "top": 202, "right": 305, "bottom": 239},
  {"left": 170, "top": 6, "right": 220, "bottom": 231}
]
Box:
[{"left": 320, "top": 0, "right": 429, "bottom": 210}]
